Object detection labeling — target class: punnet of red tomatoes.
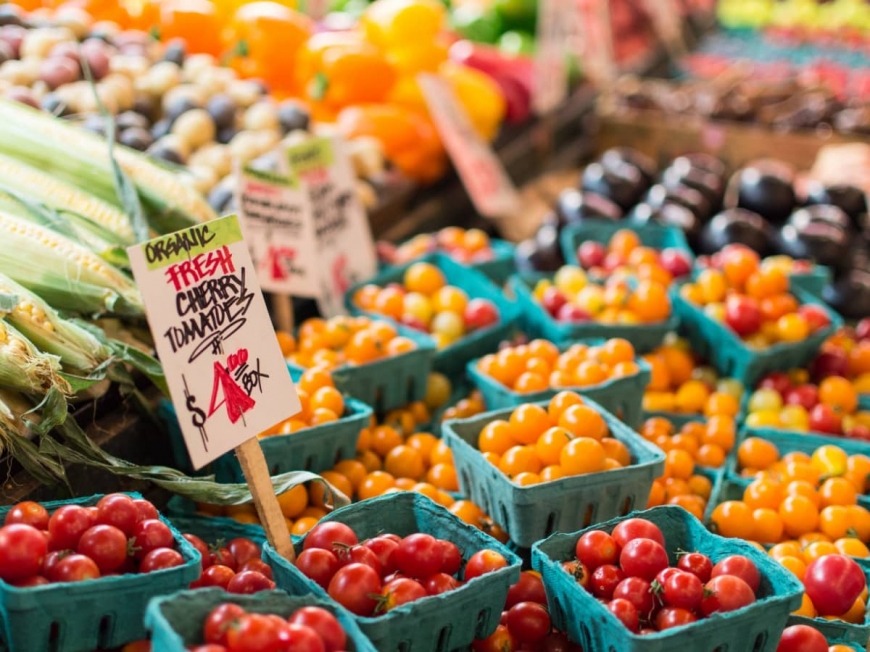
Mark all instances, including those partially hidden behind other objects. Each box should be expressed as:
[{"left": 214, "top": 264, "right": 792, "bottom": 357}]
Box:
[
  {"left": 182, "top": 533, "right": 274, "bottom": 594},
  {"left": 0, "top": 494, "right": 192, "bottom": 586},
  {"left": 556, "top": 517, "right": 772, "bottom": 634},
  {"left": 190, "top": 601, "right": 352, "bottom": 652},
  {"left": 294, "top": 520, "right": 509, "bottom": 617}
]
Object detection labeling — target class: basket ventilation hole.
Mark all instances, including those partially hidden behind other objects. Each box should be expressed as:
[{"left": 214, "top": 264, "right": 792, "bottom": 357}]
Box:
[
  {"left": 98, "top": 615, "right": 114, "bottom": 648},
  {"left": 582, "top": 504, "right": 595, "bottom": 528},
  {"left": 406, "top": 377, "right": 415, "bottom": 403},
  {"left": 461, "top": 471, "right": 472, "bottom": 494},
  {"left": 545, "top": 512, "right": 558, "bottom": 537},
  {"left": 303, "top": 455, "right": 314, "bottom": 471},
  {"left": 609, "top": 647, "right": 617, "bottom": 652},
  {"left": 752, "top": 632, "right": 767, "bottom": 651},
  {"left": 620, "top": 496, "right": 634, "bottom": 516},
  {"left": 397, "top": 641, "right": 410, "bottom": 652},
  {"left": 475, "top": 608, "right": 491, "bottom": 637},
  {"left": 48, "top": 622, "right": 61, "bottom": 652},
  {"left": 374, "top": 388, "right": 385, "bottom": 415},
  {"left": 271, "top": 463, "right": 280, "bottom": 475},
  {"left": 479, "top": 486, "right": 492, "bottom": 515},
  {"left": 579, "top": 623, "right": 591, "bottom": 647},
  {"left": 435, "top": 625, "right": 452, "bottom": 652},
  {"left": 713, "top": 645, "right": 728, "bottom": 652},
  {"left": 332, "top": 448, "right": 343, "bottom": 465},
  {"left": 499, "top": 502, "right": 510, "bottom": 531}
]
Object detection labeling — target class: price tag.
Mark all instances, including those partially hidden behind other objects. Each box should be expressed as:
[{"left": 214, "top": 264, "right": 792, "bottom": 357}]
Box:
[
  {"left": 534, "top": 0, "right": 575, "bottom": 115},
  {"left": 418, "top": 73, "right": 520, "bottom": 219},
  {"left": 285, "top": 136, "right": 377, "bottom": 318},
  {"left": 236, "top": 164, "right": 319, "bottom": 298},
  {"left": 127, "top": 215, "right": 301, "bottom": 471}
]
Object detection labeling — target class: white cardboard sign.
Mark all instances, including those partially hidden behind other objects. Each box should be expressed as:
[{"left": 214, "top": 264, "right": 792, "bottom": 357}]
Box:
[
  {"left": 236, "top": 164, "right": 319, "bottom": 298},
  {"left": 127, "top": 214, "right": 301, "bottom": 470},
  {"left": 418, "top": 73, "right": 520, "bottom": 219},
  {"left": 285, "top": 136, "right": 377, "bottom": 317}
]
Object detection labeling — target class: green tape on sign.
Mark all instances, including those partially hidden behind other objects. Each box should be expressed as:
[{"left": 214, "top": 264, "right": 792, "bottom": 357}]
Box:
[
  {"left": 286, "top": 137, "right": 334, "bottom": 174},
  {"left": 142, "top": 217, "right": 244, "bottom": 270}
]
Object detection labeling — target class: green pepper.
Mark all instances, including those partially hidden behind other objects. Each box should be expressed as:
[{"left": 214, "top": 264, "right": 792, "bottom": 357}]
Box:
[
  {"left": 493, "top": 0, "right": 536, "bottom": 32},
  {"left": 451, "top": 5, "right": 503, "bottom": 44}
]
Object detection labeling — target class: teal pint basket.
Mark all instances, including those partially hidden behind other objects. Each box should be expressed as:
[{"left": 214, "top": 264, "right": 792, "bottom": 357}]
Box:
[
  {"left": 288, "top": 324, "right": 436, "bottom": 413},
  {"left": 671, "top": 286, "right": 842, "bottom": 388},
  {"left": 146, "top": 588, "right": 377, "bottom": 652},
  {"left": 263, "top": 492, "right": 521, "bottom": 652},
  {"left": 510, "top": 273, "right": 679, "bottom": 353},
  {"left": 346, "top": 253, "right": 522, "bottom": 377},
  {"left": 466, "top": 342, "right": 651, "bottom": 428},
  {"left": 531, "top": 505, "right": 804, "bottom": 652},
  {"left": 441, "top": 397, "right": 666, "bottom": 547},
  {"left": 560, "top": 221, "right": 694, "bottom": 268},
  {"left": 789, "top": 266, "right": 831, "bottom": 300},
  {"left": 161, "top": 366, "right": 373, "bottom": 482},
  {"left": 0, "top": 493, "right": 200, "bottom": 652}
]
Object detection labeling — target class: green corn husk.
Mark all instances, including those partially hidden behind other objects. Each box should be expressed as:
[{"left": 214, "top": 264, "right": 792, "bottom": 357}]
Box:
[
  {"left": 0, "top": 99, "right": 216, "bottom": 233},
  {"left": 0, "top": 319, "right": 68, "bottom": 395},
  {"left": 0, "top": 272, "right": 110, "bottom": 373},
  {"left": 0, "top": 210, "right": 143, "bottom": 316}
]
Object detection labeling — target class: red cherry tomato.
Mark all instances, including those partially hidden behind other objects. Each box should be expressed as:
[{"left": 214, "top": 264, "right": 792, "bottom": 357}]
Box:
[
  {"left": 227, "top": 538, "right": 261, "bottom": 566},
  {"left": 464, "top": 549, "right": 508, "bottom": 581},
  {"left": 95, "top": 494, "right": 140, "bottom": 537},
  {"left": 655, "top": 607, "right": 698, "bottom": 630},
  {"left": 48, "top": 553, "right": 100, "bottom": 583},
  {"left": 139, "top": 548, "right": 184, "bottom": 573},
  {"left": 303, "top": 522, "right": 358, "bottom": 553},
  {"left": 711, "top": 555, "right": 760, "bottom": 593},
  {"left": 472, "top": 624, "right": 517, "bottom": 652},
  {"left": 327, "top": 563, "right": 382, "bottom": 616},
  {"left": 607, "top": 598, "right": 639, "bottom": 632},
  {"left": 394, "top": 534, "right": 442, "bottom": 579},
  {"left": 226, "top": 570, "right": 274, "bottom": 594},
  {"left": 288, "top": 606, "right": 346, "bottom": 652},
  {"left": 209, "top": 547, "right": 237, "bottom": 572},
  {"left": 204, "top": 603, "right": 246, "bottom": 645},
  {"left": 562, "top": 560, "right": 589, "bottom": 589},
  {"left": 612, "top": 577, "right": 655, "bottom": 620},
  {"left": 775, "top": 624, "right": 828, "bottom": 652},
  {"left": 48, "top": 505, "right": 94, "bottom": 551},
  {"left": 591, "top": 564, "right": 625, "bottom": 599},
  {"left": 611, "top": 519, "right": 665, "bottom": 549},
  {"left": 677, "top": 552, "right": 713, "bottom": 583},
  {"left": 239, "top": 558, "right": 273, "bottom": 580},
  {"left": 196, "top": 564, "right": 236, "bottom": 590},
  {"left": 574, "top": 530, "right": 619, "bottom": 571},
  {"left": 700, "top": 575, "right": 756, "bottom": 616},
  {"left": 661, "top": 570, "right": 704, "bottom": 611},
  {"left": 619, "top": 538, "right": 669, "bottom": 582},
  {"left": 0, "top": 523, "right": 48, "bottom": 582},
  {"left": 225, "top": 613, "right": 283, "bottom": 652},
  {"left": 336, "top": 544, "right": 382, "bottom": 575},
  {"left": 76, "top": 525, "right": 128, "bottom": 573},
  {"left": 804, "top": 554, "right": 866, "bottom": 617},
  {"left": 505, "top": 601, "right": 551, "bottom": 644},
  {"left": 4, "top": 501, "right": 49, "bottom": 529},
  {"left": 505, "top": 571, "right": 547, "bottom": 608},
  {"left": 424, "top": 572, "right": 460, "bottom": 596},
  {"left": 284, "top": 623, "right": 326, "bottom": 652},
  {"left": 183, "top": 533, "right": 210, "bottom": 569},
  {"left": 439, "top": 540, "right": 462, "bottom": 576},
  {"left": 363, "top": 536, "right": 398, "bottom": 575},
  {"left": 379, "top": 577, "right": 427, "bottom": 612},
  {"left": 131, "top": 520, "right": 174, "bottom": 561},
  {"left": 131, "top": 499, "right": 159, "bottom": 523},
  {"left": 296, "top": 548, "right": 340, "bottom": 589}
]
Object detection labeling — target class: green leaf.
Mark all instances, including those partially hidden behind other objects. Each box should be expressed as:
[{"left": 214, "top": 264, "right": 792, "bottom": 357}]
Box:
[
  {"left": 309, "top": 72, "right": 330, "bottom": 101},
  {"left": 1, "top": 428, "right": 71, "bottom": 492},
  {"left": 107, "top": 339, "right": 168, "bottom": 397},
  {"left": 80, "top": 55, "right": 150, "bottom": 244}
]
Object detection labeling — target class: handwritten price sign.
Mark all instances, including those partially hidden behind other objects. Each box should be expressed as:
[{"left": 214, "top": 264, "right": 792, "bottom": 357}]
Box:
[
  {"left": 418, "top": 73, "right": 520, "bottom": 219},
  {"left": 128, "top": 215, "right": 301, "bottom": 470},
  {"left": 534, "top": 0, "right": 575, "bottom": 115}
]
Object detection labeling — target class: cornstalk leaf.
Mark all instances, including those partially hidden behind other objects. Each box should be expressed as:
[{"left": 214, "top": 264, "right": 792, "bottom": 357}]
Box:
[{"left": 1, "top": 427, "right": 71, "bottom": 492}]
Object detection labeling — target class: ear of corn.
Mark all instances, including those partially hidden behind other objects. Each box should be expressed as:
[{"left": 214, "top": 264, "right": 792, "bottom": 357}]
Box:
[
  {"left": 0, "top": 211, "right": 143, "bottom": 317},
  {"left": 0, "top": 272, "right": 110, "bottom": 373},
  {"left": 0, "top": 319, "right": 68, "bottom": 395},
  {"left": 0, "top": 99, "right": 217, "bottom": 233},
  {"left": 0, "top": 153, "right": 134, "bottom": 243},
  {"left": 0, "top": 389, "right": 33, "bottom": 437}
]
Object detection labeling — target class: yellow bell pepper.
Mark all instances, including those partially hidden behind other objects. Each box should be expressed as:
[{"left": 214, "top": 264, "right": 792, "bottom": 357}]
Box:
[
  {"left": 438, "top": 61, "right": 506, "bottom": 143},
  {"left": 361, "top": 0, "right": 446, "bottom": 50}
]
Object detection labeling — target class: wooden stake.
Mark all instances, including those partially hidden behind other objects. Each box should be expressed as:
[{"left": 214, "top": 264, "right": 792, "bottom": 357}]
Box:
[
  {"left": 235, "top": 437, "right": 296, "bottom": 561},
  {"left": 271, "top": 294, "right": 295, "bottom": 334}
]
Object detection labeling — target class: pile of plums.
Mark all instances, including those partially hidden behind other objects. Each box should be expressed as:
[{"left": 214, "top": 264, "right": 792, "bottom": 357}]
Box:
[{"left": 514, "top": 148, "right": 870, "bottom": 319}]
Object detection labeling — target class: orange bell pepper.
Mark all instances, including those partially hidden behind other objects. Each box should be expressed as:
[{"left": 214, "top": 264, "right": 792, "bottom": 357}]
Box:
[
  {"left": 224, "top": 2, "right": 313, "bottom": 96},
  {"left": 159, "top": 0, "right": 223, "bottom": 57},
  {"left": 337, "top": 104, "right": 446, "bottom": 183},
  {"left": 438, "top": 61, "right": 506, "bottom": 142},
  {"left": 302, "top": 39, "right": 397, "bottom": 110}
]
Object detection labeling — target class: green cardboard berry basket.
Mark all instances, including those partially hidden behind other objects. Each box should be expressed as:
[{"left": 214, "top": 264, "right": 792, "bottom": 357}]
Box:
[
  {"left": 510, "top": 273, "right": 679, "bottom": 354},
  {"left": 160, "top": 366, "right": 373, "bottom": 482},
  {"left": 145, "top": 588, "right": 377, "bottom": 652},
  {"left": 560, "top": 221, "right": 695, "bottom": 268},
  {"left": 467, "top": 342, "right": 651, "bottom": 428},
  {"left": 531, "top": 505, "right": 804, "bottom": 652},
  {"left": 0, "top": 493, "right": 200, "bottom": 652},
  {"left": 263, "top": 492, "right": 521, "bottom": 652},
  {"left": 671, "top": 286, "right": 842, "bottom": 389},
  {"left": 287, "top": 323, "right": 437, "bottom": 413},
  {"left": 345, "top": 252, "right": 522, "bottom": 377},
  {"left": 441, "top": 396, "right": 666, "bottom": 548},
  {"left": 789, "top": 267, "right": 831, "bottom": 300}
]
